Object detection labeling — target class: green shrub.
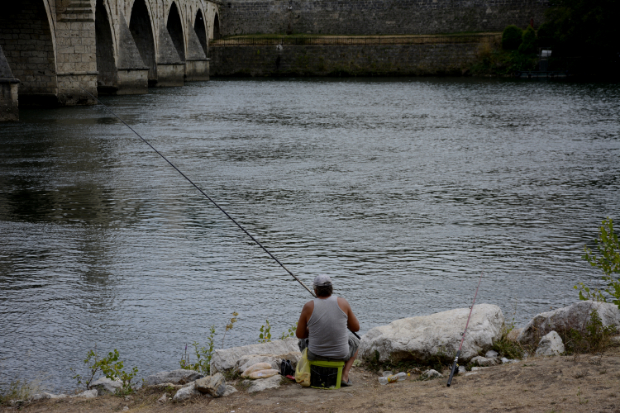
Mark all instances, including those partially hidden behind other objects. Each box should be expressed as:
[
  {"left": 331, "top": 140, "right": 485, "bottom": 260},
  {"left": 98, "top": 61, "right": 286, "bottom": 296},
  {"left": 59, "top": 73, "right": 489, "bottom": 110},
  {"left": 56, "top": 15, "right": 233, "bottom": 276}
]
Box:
[
  {"left": 73, "top": 349, "right": 138, "bottom": 395},
  {"left": 559, "top": 309, "right": 616, "bottom": 354},
  {"left": 502, "top": 25, "right": 524, "bottom": 50},
  {"left": 518, "top": 26, "right": 539, "bottom": 55},
  {"left": 258, "top": 319, "right": 272, "bottom": 343},
  {"left": 179, "top": 328, "right": 216, "bottom": 376},
  {"left": 492, "top": 325, "right": 524, "bottom": 359},
  {"left": 575, "top": 218, "right": 620, "bottom": 308},
  {"left": 536, "top": 22, "right": 555, "bottom": 48}
]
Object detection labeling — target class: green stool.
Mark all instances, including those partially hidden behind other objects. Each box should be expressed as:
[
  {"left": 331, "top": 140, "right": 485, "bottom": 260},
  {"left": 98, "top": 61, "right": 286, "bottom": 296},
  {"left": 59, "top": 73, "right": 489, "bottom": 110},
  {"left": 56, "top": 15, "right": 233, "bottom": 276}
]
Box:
[{"left": 309, "top": 360, "right": 345, "bottom": 389}]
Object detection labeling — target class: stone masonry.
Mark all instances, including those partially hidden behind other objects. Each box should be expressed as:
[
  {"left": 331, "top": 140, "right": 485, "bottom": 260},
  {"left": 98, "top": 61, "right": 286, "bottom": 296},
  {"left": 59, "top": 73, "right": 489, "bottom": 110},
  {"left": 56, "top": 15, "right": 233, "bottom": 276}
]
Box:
[
  {"left": 221, "top": 0, "right": 548, "bottom": 36},
  {"left": 210, "top": 40, "right": 491, "bottom": 77},
  {"left": 0, "top": 0, "right": 220, "bottom": 106},
  {"left": 0, "top": 45, "right": 20, "bottom": 122}
]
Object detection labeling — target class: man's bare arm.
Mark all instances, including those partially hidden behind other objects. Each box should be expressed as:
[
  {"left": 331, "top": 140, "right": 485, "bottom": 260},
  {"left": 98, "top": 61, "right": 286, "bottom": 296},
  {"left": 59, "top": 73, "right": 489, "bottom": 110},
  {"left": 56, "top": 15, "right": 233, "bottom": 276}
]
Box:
[
  {"left": 296, "top": 301, "right": 314, "bottom": 339},
  {"left": 338, "top": 297, "right": 360, "bottom": 332}
]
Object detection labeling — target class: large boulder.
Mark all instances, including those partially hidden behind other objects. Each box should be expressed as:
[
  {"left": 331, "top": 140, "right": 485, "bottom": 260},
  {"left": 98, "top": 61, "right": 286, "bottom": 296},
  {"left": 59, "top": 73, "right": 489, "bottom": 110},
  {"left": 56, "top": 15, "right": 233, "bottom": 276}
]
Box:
[
  {"left": 243, "top": 375, "right": 282, "bottom": 393},
  {"left": 359, "top": 304, "right": 504, "bottom": 363},
  {"left": 210, "top": 338, "right": 300, "bottom": 373},
  {"left": 172, "top": 382, "right": 200, "bottom": 402},
  {"left": 517, "top": 301, "right": 620, "bottom": 345},
  {"left": 145, "top": 369, "right": 204, "bottom": 386},
  {"left": 535, "top": 331, "right": 565, "bottom": 356},
  {"left": 195, "top": 373, "right": 226, "bottom": 397}
]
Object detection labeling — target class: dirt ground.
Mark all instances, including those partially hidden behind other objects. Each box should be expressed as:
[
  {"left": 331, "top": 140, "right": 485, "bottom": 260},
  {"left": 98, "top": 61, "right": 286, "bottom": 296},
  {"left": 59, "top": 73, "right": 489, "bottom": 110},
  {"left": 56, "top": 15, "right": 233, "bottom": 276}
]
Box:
[{"left": 4, "top": 347, "right": 620, "bottom": 413}]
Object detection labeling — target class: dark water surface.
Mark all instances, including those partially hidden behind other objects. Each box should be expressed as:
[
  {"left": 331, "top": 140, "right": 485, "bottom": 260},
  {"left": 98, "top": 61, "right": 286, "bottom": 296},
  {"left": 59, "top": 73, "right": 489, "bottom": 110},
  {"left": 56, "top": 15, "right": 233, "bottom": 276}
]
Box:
[{"left": 1, "top": 78, "right": 619, "bottom": 391}]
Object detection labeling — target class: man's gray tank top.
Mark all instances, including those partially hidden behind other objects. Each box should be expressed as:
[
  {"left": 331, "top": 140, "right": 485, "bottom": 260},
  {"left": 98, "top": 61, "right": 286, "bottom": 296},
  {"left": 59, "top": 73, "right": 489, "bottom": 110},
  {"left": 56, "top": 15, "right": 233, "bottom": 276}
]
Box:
[{"left": 307, "top": 295, "right": 349, "bottom": 359}]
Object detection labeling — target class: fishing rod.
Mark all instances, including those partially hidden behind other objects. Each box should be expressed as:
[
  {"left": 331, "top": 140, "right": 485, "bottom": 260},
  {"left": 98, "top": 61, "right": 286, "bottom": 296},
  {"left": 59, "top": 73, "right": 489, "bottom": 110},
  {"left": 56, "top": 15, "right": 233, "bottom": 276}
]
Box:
[
  {"left": 446, "top": 272, "right": 483, "bottom": 387},
  {"left": 82, "top": 89, "right": 360, "bottom": 339}
]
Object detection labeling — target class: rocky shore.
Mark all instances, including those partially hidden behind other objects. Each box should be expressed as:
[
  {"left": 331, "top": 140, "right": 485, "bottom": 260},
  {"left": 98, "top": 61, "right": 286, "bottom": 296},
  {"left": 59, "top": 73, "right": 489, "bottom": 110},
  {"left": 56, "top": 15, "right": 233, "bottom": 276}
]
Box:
[{"left": 3, "top": 300, "right": 620, "bottom": 412}]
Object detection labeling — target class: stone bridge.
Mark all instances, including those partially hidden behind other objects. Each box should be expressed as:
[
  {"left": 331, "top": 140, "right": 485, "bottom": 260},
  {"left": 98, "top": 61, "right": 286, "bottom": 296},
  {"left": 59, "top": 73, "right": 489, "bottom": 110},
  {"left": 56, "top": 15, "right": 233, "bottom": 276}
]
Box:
[{"left": 0, "top": 0, "right": 221, "bottom": 119}]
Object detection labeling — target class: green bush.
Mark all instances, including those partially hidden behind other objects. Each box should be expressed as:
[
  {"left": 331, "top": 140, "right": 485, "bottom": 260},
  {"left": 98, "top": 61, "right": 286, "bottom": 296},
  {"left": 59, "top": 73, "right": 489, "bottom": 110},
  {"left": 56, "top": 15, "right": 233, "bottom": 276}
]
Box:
[
  {"left": 559, "top": 309, "right": 616, "bottom": 354},
  {"left": 73, "top": 349, "right": 138, "bottom": 395},
  {"left": 575, "top": 217, "right": 620, "bottom": 308},
  {"left": 518, "top": 26, "right": 539, "bottom": 55},
  {"left": 502, "top": 25, "right": 524, "bottom": 50},
  {"left": 536, "top": 22, "right": 555, "bottom": 48}
]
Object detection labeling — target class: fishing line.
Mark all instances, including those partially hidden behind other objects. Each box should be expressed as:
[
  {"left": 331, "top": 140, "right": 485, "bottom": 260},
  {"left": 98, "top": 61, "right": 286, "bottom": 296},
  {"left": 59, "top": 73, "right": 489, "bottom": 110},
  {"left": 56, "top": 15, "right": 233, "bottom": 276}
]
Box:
[{"left": 83, "top": 89, "right": 360, "bottom": 339}]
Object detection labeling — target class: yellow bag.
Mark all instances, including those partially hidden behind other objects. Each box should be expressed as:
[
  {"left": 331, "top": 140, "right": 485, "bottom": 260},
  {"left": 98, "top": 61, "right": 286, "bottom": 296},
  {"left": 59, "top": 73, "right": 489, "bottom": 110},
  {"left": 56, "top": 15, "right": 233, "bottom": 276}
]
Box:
[{"left": 295, "top": 348, "right": 311, "bottom": 387}]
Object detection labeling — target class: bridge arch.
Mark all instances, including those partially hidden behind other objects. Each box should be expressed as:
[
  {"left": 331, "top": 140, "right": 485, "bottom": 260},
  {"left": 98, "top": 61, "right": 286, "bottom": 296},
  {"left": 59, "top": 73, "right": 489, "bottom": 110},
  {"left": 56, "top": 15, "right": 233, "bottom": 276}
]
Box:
[
  {"left": 0, "top": 0, "right": 58, "bottom": 105},
  {"left": 211, "top": 13, "right": 220, "bottom": 40},
  {"left": 129, "top": 0, "right": 157, "bottom": 84},
  {"left": 195, "top": 8, "right": 208, "bottom": 54},
  {"left": 167, "top": 2, "right": 186, "bottom": 62},
  {"left": 95, "top": 0, "right": 118, "bottom": 93}
]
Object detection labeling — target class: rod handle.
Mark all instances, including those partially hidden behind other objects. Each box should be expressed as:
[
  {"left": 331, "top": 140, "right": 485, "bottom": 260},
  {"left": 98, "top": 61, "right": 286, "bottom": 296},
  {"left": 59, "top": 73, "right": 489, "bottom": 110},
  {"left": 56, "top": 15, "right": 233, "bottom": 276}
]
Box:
[{"left": 446, "top": 351, "right": 460, "bottom": 387}]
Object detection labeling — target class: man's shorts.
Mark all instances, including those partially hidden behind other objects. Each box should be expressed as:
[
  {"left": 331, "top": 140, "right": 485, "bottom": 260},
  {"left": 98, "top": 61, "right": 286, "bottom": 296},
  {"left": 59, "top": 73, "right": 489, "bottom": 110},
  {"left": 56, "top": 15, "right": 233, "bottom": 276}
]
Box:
[{"left": 298, "top": 334, "right": 360, "bottom": 362}]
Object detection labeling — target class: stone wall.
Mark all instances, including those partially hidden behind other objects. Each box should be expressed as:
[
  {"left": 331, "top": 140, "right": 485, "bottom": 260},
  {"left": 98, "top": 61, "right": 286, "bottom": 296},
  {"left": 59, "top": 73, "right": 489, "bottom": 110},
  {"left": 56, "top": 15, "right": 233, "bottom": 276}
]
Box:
[
  {"left": 210, "top": 42, "right": 484, "bottom": 77},
  {"left": 220, "top": 0, "right": 548, "bottom": 36}
]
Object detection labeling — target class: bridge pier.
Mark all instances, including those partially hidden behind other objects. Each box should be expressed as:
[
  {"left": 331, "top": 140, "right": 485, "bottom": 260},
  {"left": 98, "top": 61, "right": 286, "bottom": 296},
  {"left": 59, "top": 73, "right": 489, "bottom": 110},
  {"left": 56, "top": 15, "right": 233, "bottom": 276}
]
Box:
[
  {"left": 0, "top": 45, "right": 19, "bottom": 122},
  {"left": 185, "top": 20, "right": 210, "bottom": 81}
]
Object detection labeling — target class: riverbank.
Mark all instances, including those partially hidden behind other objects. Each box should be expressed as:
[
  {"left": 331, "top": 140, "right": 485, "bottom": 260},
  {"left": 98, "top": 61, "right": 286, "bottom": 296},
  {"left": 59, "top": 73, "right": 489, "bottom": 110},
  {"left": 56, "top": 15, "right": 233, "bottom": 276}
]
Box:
[
  {"left": 209, "top": 33, "right": 500, "bottom": 77},
  {"left": 3, "top": 346, "right": 620, "bottom": 412}
]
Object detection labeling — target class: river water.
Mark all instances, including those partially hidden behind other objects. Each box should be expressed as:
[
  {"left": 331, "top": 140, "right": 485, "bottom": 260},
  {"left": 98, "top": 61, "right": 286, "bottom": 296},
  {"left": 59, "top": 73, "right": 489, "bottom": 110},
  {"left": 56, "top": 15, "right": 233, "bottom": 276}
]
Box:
[{"left": 1, "top": 78, "right": 619, "bottom": 391}]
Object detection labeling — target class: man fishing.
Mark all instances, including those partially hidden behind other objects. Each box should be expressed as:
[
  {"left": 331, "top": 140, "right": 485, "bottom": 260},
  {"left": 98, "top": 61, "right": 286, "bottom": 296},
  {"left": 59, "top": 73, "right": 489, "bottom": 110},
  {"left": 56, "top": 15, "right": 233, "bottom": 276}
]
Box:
[{"left": 296, "top": 274, "right": 360, "bottom": 386}]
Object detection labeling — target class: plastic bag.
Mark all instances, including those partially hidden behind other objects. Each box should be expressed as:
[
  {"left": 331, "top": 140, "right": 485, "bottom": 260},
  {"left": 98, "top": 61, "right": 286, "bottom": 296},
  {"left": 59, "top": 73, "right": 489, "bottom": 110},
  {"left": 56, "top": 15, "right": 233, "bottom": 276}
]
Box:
[
  {"left": 248, "top": 369, "right": 279, "bottom": 379},
  {"left": 241, "top": 362, "right": 273, "bottom": 378},
  {"left": 295, "top": 348, "right": 311, "bottom": 387}
]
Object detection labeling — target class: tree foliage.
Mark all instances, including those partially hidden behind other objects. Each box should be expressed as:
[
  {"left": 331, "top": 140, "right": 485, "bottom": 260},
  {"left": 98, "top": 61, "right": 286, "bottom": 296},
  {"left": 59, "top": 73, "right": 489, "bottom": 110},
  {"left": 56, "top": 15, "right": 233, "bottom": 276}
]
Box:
[
  {"left": 502, "top": 25, "right": 523, "bottom": 51},
  {"left": 575, "top": 218, "right": 620, "bottom": 308},
  {"left": 518, "top": 26, "right": 538, "bottom": 55},
  {"left": 543, "top": 0, "right": 619, "bottom": 74}
]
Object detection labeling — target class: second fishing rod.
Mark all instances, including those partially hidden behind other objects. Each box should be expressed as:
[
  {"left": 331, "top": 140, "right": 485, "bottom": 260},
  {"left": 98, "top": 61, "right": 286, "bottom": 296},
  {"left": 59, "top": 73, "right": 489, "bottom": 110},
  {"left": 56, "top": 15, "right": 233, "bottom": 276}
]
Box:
[{"left": 84, "top": 89, "right": 360, "bottom": 340}]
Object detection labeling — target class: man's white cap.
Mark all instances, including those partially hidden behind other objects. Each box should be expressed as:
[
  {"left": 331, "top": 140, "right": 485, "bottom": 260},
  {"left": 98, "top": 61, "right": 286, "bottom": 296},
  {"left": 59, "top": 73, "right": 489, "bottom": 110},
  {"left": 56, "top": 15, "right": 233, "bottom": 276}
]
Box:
[{"left": 313, "top": 274, "right": 332, "bottom": 287}]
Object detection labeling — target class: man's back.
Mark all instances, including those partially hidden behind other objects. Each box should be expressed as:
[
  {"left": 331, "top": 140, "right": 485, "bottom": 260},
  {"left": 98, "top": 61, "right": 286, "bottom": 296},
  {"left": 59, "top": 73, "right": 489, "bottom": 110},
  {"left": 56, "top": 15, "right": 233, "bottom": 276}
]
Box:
[{"left": 307, "top": 295, "right": 349, "bottom": 358}]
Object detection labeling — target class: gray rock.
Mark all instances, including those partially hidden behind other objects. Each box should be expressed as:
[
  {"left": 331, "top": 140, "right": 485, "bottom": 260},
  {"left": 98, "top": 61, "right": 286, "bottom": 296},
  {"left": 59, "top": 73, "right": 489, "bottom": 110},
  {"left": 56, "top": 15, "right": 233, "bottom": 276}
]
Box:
[
  {"left": 518, "top": 301, "right": 620, "bottom": 344},
  {"left": 470, "top": 367, "right": 484, "bottom": 371},
  {"left": 471, "top": 356, "right": 498, "bottom": 367},
  {"left": 243, "top": 375, "right": 282, "bottom": 393},
  {"left": 458, "top": 365, "right": 467, "bottom": 374},
  {"left": 195, "top": 373, "right": 226, "bottom": 397},
  {"left": 157, "top": 393, "right": 168, "bottom": 403},
  {"left": 90, "top": 377, "right": 122, "bottom": 394},
  {"left": 145, "top": 369, "right": 204, "bottom": 386},
  {"left": 148, "top": 382, "right": 182, "bottom": 391},
  {"left": 72, "top": 389, "right": 98, "bottom": 398},
  {"left": 172, "top": 382, "right": 200, "bottom": 402},
  {"left": 535, "top": 331, "right": 565, "bottom": 356},
  {"left": 485, "top": 350, "right": 499, "bottom": 358},
  {"left": 222, "top": 385, "right": 237, "bottom": 397},
  {"left": 359, "top": 304, "right": 504, "bottom": 364},
  {"left": 421, "top": 369, "right": 443, "bottom": 379},
  {"left": 500, "top": 357, "right": 516, "bottom": 364},
  {"left": 31, "top": 393, "right": 52, "bottom": 401},
  {"left": 211, "top": 338, "right": 300, "bottom": 373},
  {"left": 50, "top": 394, "right": 68, "bottom": 399}
]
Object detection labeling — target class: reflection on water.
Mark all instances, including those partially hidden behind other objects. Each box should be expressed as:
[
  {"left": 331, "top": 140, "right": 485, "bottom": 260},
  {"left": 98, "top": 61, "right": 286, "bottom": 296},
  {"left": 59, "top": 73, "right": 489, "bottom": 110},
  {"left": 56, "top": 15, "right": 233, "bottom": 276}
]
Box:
[{"left": 1, "top": 78, "right": 619, "bottom": 391}]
